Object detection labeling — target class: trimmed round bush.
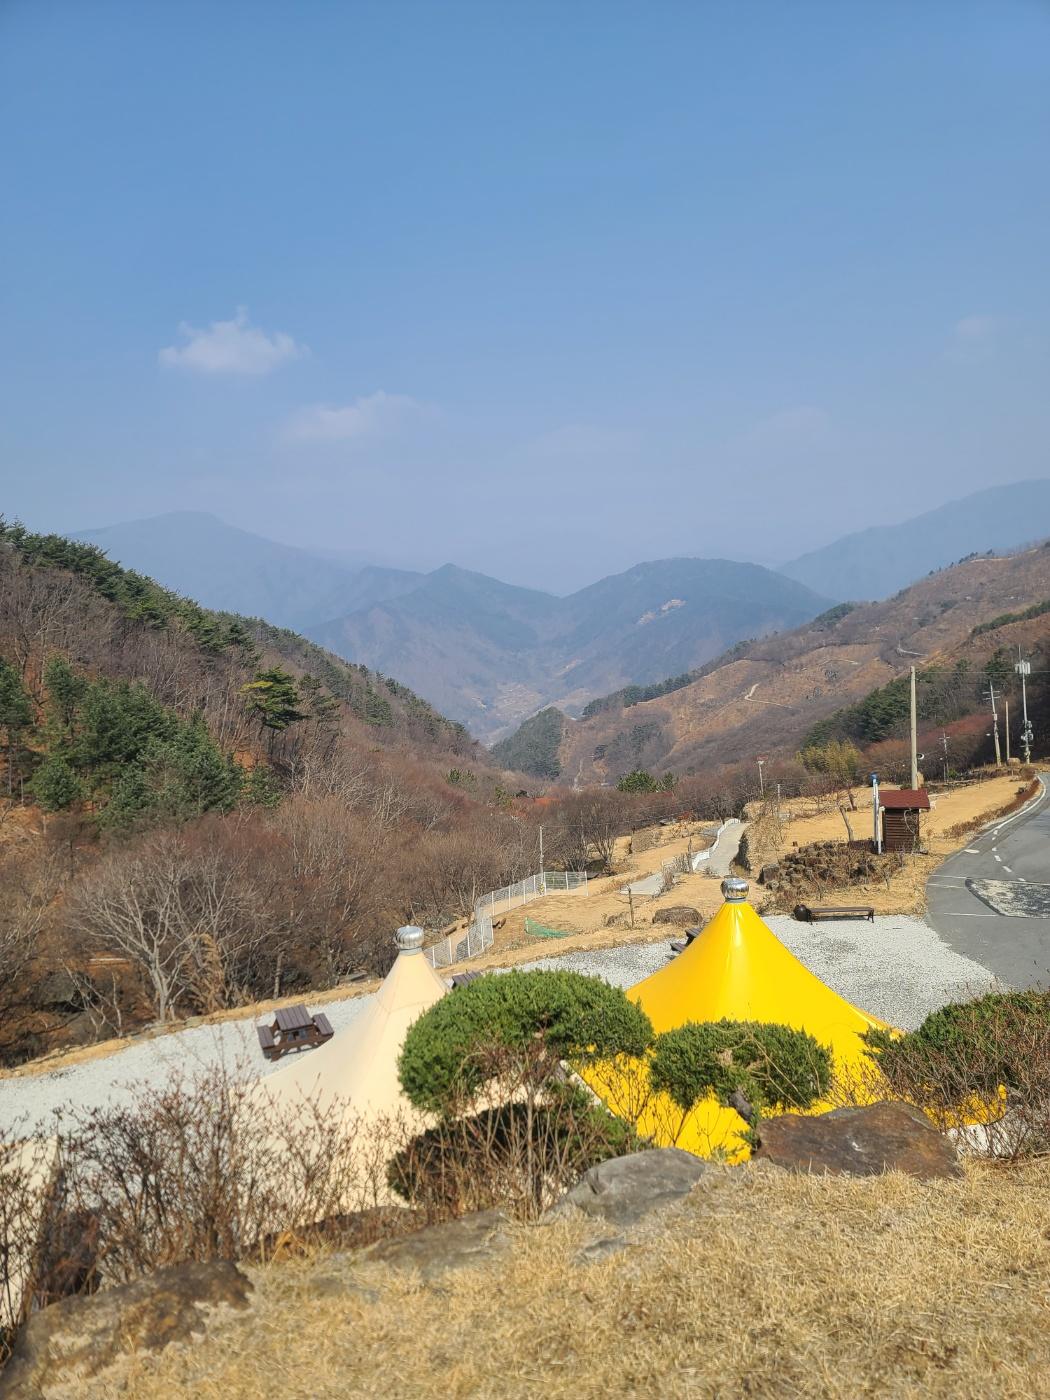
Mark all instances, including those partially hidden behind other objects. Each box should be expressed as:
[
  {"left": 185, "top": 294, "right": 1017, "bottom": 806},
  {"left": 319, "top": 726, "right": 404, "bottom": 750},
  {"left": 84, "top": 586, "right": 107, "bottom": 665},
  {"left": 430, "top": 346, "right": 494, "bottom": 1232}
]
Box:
[
  {"left": 865, "top": 989, "right": 1050, "bottom": 1099},
  {"left": 398, "top": 969, "right": 654, "bottom": 1115},
  {"left": 649, "top": 1019, "right": 833, "bottom": 1115}
]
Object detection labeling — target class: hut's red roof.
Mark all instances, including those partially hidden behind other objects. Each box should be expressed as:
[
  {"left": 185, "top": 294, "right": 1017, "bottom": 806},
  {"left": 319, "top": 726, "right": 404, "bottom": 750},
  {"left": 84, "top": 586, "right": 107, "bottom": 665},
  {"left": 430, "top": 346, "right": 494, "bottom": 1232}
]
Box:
[{"left": 879, "top": 788, "right": 931, "bottom": 811}]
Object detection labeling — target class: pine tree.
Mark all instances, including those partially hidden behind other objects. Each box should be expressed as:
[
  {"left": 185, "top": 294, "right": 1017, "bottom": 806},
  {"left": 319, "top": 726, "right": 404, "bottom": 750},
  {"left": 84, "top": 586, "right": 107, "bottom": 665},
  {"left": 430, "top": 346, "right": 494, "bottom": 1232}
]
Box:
[
  {"left": 241, "top": 668, "right": 307, "bottom": 732},
  {"left": 28, "top": 753, "right": 82, "bottom": 811}
]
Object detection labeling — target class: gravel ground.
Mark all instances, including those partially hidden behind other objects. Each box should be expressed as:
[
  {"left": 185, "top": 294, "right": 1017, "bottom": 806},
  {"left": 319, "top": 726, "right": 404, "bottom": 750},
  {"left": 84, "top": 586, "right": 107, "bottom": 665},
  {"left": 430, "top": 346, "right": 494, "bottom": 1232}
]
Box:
[
  {"left": 0, "top": 995, "right": 371, "bottom": 1137},
  {"left": 521, "top": 915, "right": 998, "bottom": 1029},
  {"left": 0, "top": 912, "right": 997, "bottom": 1135}
]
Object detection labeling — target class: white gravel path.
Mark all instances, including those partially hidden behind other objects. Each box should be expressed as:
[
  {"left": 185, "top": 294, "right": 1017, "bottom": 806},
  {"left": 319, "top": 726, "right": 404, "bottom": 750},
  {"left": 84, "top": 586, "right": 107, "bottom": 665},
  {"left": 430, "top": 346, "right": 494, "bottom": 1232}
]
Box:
[{"left": 0, "top": 913, "right": 997, "bottom": 1136}]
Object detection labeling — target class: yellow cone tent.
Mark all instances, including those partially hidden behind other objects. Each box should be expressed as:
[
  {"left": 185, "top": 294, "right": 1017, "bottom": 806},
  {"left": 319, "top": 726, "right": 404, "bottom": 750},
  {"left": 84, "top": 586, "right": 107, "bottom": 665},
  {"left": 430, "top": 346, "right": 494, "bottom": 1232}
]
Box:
[
  {"left": 586, "top": 879, "right": 891, "bottom": 1160},
  {"left": 259, "top": 925, "right": 447, "bottom": 1130}
]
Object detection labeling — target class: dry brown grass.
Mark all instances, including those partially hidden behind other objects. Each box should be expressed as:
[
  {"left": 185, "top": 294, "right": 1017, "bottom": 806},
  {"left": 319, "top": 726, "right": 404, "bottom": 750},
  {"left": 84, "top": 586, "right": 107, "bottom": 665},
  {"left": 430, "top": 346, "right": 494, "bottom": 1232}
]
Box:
[{"left": 109, "top": 1160, "right": 1050, "bottom": 1399}]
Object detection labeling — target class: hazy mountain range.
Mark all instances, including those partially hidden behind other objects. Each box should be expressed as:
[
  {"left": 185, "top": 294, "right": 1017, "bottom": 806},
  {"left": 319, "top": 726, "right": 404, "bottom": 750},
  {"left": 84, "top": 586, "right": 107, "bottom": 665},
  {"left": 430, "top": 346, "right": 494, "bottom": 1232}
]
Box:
[
  {"left": 536, "top": 540, "right": 1050, "bottom": 784},
  {"left": 309, "top": 558, "right": 830, "bottom": 739},
  {"left": 780, "top": 479, "right": 1050, "bottom": 599},
  {"left": 73, "top": 481, "right": 1050, "bottom": 740}
]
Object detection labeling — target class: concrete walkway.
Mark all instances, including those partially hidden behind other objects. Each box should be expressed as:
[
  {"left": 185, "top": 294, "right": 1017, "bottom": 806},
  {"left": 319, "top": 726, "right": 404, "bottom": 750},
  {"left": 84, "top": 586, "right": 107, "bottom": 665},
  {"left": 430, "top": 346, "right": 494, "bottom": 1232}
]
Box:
[{"left": 620, "top": 818, "right": 744, "bottom": 896}]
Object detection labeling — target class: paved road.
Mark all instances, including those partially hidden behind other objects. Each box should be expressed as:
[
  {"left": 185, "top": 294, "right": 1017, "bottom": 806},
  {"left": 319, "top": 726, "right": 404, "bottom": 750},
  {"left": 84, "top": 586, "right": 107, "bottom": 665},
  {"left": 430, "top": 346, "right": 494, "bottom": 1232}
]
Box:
[{"left": 926, "top": 776, "right": 1050, "bottom": 989}]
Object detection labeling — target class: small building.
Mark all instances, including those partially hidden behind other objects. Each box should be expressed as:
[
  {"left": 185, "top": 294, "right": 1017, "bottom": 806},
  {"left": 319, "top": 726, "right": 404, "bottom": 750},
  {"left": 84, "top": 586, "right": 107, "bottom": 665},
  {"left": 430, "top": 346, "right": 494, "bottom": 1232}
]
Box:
[{"left": 879, "top": 788, "right": 930, "bottom": 852}]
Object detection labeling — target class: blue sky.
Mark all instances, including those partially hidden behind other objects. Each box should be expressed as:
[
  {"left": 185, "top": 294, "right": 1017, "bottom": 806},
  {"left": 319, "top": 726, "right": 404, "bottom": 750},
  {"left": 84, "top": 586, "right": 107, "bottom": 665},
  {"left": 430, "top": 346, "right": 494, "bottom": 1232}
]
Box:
[{"left": 2, "top": 0, "right": 1048, "bottom": 589}]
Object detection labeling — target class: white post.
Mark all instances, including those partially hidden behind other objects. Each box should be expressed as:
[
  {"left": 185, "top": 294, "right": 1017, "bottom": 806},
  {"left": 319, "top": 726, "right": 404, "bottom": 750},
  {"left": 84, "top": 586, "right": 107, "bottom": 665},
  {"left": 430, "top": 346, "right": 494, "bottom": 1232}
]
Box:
[
  {"left": 988, "top": 682, "right": 1002, "bottom": 766},
  {"left": 1005, "top": 699, "right": 1010, "bottom": 763},
  {"left": 872, "top": 772, "right": 882, "bottom": 854},
  {"left": 910, "top": 667, "right": 919, "bottom": 789}
]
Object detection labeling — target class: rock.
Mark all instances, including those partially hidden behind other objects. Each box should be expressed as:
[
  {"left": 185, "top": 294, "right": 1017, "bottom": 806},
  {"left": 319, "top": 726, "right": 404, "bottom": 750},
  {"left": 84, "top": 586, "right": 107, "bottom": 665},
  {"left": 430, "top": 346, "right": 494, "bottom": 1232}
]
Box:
[
  {"left": 652, "top": 905, "right": 701, "bottom": 927},
  {"left": 0, "top": 1260, "right": 253, "bottom": 1399},
  {"left": 757, "top": 864, "right": 780, "bottom": 887},
  {"left": 553, "top": 1148, "right": 713, "bottom": 1227},
  {"left": 361, "top": 1209, "right": 511, "bottom": 1281},
  {"left": 753, "top": 1102, "right": 964, "bottom": 1181},
  {"left": 31, "top": 972, "right": 81, "bottom": 1011}
]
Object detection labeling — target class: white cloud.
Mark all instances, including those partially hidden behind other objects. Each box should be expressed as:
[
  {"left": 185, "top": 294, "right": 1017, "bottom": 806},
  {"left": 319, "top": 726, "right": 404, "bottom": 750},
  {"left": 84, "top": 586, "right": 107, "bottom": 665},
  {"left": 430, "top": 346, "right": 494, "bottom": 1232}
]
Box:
[
  {"left": 159, "top": 308, "right": 306, "bottom": 375},
  {"left": 285, "top": 391, "right": 426, "bottom": 443}
]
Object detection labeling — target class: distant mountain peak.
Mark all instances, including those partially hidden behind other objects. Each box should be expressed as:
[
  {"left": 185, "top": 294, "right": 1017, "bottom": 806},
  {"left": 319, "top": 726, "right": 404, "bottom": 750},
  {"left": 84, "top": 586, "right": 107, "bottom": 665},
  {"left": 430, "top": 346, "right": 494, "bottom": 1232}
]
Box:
[{"left": 780, "top": 479, "right": 1050, "bottom": 601}]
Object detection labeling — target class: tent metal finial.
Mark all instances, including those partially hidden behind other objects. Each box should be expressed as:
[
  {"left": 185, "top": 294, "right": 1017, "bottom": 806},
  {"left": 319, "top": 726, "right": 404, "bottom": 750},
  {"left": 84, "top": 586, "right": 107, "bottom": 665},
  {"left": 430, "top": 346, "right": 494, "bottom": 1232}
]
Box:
[
  {"left": 721, "top": 876, "right": 749, "bottom": 903},
  {"left": 395, "top": 925, "right": 425, "bottom": 953}
]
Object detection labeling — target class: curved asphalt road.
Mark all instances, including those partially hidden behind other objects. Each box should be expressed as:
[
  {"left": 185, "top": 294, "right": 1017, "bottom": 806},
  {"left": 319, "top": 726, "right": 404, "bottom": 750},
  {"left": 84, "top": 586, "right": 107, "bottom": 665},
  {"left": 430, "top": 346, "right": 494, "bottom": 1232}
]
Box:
[{"left": 926, "top": 776, "right": 1050, "bottom": 989}]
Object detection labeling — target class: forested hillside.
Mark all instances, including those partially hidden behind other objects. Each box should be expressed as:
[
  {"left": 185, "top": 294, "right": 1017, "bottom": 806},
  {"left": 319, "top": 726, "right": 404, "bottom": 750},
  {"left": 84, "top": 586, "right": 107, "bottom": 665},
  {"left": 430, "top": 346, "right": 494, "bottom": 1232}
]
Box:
[
  {"left": 489, "top": 706, "right": 566, "bottom": 778},
  {"left": 0, "top": 521, "right": 536, "bottom": 1065}
]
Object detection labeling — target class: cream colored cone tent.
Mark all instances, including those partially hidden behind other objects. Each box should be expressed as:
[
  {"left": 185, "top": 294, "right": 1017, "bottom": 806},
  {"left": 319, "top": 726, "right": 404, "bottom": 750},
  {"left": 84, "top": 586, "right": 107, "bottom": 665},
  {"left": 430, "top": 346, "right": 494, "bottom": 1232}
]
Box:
[
  {"left": 585, "top": 878, "right": 892, "bottom": 1161},
  {"left": 1, "top": 1135, "right": 60, "bottom": 1331},
  {"left": 259, "top": 925, "right": 448, "bottom": 1129}
]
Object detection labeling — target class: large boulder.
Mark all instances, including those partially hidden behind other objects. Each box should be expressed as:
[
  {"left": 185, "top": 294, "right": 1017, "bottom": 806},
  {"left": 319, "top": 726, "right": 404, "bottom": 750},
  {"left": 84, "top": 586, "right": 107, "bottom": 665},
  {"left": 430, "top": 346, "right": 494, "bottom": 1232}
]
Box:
[
  {"left": 0, "top": 1261, "right": 252, "bottom": 1399},
  {"left": 554, "top": 1148, "right": 714, "bottom": 1227},
  {"left": 652, "top": 906, "right": 701, "bottom": 927},
  {"left": 752, "top": 1102, "right": 964, "bottom": 1181},
  {"left": 361, "top": 1209, "right": 512, "bottom": 1282}
]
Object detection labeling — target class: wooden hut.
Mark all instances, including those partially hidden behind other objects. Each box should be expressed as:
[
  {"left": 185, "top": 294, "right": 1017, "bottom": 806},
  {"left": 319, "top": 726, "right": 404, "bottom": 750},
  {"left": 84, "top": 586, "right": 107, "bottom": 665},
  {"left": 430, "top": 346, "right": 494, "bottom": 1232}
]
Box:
[{"left": 879, "top": 788, "right": 930, "bottom": 851}]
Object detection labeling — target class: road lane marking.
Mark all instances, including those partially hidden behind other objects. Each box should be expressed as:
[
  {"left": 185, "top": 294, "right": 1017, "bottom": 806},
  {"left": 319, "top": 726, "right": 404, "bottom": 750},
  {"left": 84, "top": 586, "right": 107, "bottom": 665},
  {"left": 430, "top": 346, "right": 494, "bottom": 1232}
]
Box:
[
  {"left": 964, "top": 848, "right": 981, "bottom": 853},
  {"left": 994, "top": 854, "right": 1002, "bottom": 862},
  {"left": 1004, "top": 866, "right": 1013, "bottom": 874}
]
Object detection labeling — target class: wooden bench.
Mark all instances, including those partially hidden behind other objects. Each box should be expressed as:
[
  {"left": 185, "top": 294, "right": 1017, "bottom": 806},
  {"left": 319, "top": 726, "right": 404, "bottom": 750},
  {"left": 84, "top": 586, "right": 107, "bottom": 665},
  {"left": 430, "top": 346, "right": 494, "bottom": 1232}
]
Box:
[
  {"left": 257, "top": 1004, "right": 335, "bottom": 1062},
  {"left": 794, "top": 904, "right": 875, "bottom": 924}
]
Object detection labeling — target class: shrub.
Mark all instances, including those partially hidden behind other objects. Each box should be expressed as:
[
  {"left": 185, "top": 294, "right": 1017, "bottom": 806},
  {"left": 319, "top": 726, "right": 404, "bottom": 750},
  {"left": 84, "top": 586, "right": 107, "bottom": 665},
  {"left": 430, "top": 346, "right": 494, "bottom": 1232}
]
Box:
[
  {"left": 649, "top": 1020, "right": 833, "bottom": 1118},
  {"left": 56, "top": 1067, "right": 412, "bottom": 1285},
  {"left": 388, "top": 1083, "right": 637, "bottom": 1217},
  {"left": 864, "top": 990, "right": 1050, "bottom": 1154},
  {"left": 398, "top": 969, "right": 654, "bottom": 1115}
]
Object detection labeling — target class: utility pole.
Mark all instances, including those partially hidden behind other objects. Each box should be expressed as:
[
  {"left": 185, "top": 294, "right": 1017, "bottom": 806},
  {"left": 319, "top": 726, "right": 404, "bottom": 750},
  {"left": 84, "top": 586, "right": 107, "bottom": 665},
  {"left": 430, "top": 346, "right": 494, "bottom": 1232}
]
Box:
[
  {"left": 871, "top": 772, "right": 882, "bottom": 855},
  {"left": 987, "top": 681, "right": 1002, "bottom": 767},
  {"left": 1004, "top": 699, "right": 1011, "bottom": 763},
  {"left": 941, "top": 730, "right": 949, "bottom": 784},
  {"left": 910, "top": 667, "right": 919, "bottom": 789},
  {"left": 757, "top": 756, "right": 766, "bottom": 797},
  {"left": 1016, "top": 649, "right": 1033, "bottom": 764}
]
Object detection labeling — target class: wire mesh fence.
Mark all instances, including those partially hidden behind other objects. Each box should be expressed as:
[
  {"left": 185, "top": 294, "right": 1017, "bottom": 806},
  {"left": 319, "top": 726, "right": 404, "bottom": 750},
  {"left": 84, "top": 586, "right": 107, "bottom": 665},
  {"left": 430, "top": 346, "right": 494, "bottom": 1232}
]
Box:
[
  {"left": 424, "top": 871, "right": 588, "bottom": 969},
  {"left": 424, "top": 908, "right": 495, "bottom": 969},
  {"left": 477, "top": 870, "right": 588, "bottom": 915}
]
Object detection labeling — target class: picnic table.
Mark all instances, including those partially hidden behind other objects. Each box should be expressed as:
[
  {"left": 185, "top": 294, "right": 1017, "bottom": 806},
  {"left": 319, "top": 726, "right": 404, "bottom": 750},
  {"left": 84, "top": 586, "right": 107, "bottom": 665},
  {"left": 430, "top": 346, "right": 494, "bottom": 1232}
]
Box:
[
  {"left": 793, "top": 904, "right": 875, "bottom": 924},
  {"left": 669, "top": 925, "right": 702, "bottom": 955},
  {"left": 257, "top": 1004, "right": 334, "bottom": 1062}
]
